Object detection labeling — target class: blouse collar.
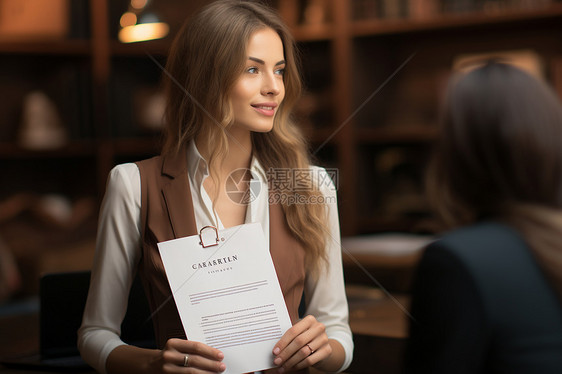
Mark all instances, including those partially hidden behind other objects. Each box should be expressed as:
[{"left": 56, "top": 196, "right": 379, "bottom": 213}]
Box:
[{"left": 186, "top": 139, "right": 268, "bottom": 194}]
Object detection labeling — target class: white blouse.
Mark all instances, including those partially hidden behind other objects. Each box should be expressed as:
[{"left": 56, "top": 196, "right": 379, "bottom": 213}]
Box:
[{"left": 78, "top": 141, "right": 353, "bottom": 373}]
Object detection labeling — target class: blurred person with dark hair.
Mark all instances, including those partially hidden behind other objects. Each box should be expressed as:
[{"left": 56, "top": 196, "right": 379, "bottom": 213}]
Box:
[{"left": 405, "top": 61, "right": 562, "bottom": 373}]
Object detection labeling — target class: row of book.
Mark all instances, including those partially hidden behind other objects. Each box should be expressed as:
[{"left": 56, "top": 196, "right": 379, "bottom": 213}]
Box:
[{"left": 350, "top": 0, "right": 556, "bottom": 21}]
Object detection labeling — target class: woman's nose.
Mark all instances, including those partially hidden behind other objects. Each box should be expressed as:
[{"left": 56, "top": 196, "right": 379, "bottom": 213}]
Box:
[{"left": 261, "top": 73, "right": 281, "bottom": 96}]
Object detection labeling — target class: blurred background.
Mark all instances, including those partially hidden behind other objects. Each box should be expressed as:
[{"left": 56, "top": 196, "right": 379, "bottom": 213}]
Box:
[{"left": 1, "top": 0, "right": 561, "bottom": 373}]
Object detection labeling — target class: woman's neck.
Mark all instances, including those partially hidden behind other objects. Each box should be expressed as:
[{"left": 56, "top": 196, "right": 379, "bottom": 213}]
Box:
[{"left": 195, "top": 127, "right": 253, "bottom": 177}]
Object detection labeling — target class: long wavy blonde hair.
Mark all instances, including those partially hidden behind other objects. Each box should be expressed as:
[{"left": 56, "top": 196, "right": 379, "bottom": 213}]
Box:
[{"left": 162, "top": 0, "right": 329, "bottom": 277}]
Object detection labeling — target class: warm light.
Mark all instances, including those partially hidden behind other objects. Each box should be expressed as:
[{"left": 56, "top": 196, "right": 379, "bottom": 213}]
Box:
[
  {"left": 120, "top": 12, "right": 137, "bottom": 28},
  {"left": 118, "top": 22, "right": 169, "bottom": 43},
  {"left": 131, "top": 0, "right": 148, "bottom": 10}
]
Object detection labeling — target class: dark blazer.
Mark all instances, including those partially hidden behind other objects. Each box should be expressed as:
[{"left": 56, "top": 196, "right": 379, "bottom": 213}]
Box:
[{"left": 405, "top": 222, "right": 562, "bottom": 373}]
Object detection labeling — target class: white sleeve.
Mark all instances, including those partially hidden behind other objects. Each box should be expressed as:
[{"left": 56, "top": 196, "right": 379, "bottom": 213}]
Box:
[
  {"left": 304, "top": 166, "right": 354, "bottom": 373},
  {"left": 77, "top": 163, "right": 142, "bottom": 374}
]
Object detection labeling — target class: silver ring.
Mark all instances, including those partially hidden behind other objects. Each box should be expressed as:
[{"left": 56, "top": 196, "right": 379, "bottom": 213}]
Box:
[
  {"left": 306, "top": 343, "right": 315, "bottom": 355},
  {"left": 183, "top": 354, "right": 189, "bottom": 367}
]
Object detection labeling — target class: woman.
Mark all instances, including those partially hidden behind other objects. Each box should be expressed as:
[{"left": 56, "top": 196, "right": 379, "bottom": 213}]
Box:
[
  {"left": 405, "top": 61, "right": 562, "bottom": 373},
  {"left": 78, "top": 1, "right": 353, "bottom": 373}
]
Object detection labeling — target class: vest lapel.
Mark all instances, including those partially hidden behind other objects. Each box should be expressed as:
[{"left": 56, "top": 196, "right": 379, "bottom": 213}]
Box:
[{"left": 161, "top": 149, "right": 198, "bottom": 239}]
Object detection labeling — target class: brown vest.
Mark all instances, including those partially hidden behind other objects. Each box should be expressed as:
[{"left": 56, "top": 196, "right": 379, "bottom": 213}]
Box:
[{"left": 135, "top": 152, "right": 308, "bottom": 373}]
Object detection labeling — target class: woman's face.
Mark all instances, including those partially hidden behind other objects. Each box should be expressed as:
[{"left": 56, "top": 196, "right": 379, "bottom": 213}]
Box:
[{"left": 229, "top": 27, "right": 286, "bottom": 134}]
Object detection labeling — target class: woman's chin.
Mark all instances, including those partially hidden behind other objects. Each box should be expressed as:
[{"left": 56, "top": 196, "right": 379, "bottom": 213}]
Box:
[{"left": 251, "top": 125, "right": 274, "bottom": 133}]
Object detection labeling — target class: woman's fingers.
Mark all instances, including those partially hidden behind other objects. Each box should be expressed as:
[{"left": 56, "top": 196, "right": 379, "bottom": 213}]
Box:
[
  {"left": 163, "top": 339, "right": 226, "bottom": 373},
  {"left": 163, "top": 354, "right": 225, "bottom": 373},
  {"left": 279, "top": 333, "right": 330, "bottom": 371},
  {"left": 273, "top": 315, "right": 316, "bottom": 354},
  {"left": 272, "top": 315, "right": 330, "bottom": 371},
  {"left": 293, "top": 335, "right": 332, "bottom": 371}
]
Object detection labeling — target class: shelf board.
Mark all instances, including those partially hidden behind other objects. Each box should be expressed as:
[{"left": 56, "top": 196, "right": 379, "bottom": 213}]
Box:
[
  {"left": 111, "top": 137, "right": 161, "bottom": 156},
  {"left": 0, "top": 140, "right": 96, "bottom": 158},
  {"left": 351, "top": 4, "right": 562, "bottom": 37},
  {"left": 292, "top": 24, "right": 335, "bottom": 41},
  {"left": 0, "top": 39, "right": 91, "bottom": 55},
  {"left": 110, "top": 40, "right": 171, "bottom": 57},
  {"left": 355, "top": 125, "right": 438, "bottom": 144},
  {"left": 303, "top": 127, "right": 341, "bottom": 145},
  {"left": 357, "top": 216, "right": 427, "bottom": 234}
]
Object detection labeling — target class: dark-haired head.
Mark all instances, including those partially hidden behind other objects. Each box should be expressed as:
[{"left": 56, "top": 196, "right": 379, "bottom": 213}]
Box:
[{"left": 427, "top": 61, "right": 562, "bottom": 227}]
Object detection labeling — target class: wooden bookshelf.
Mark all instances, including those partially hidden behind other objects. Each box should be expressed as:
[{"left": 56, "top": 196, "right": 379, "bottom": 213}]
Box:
[
  {"left": 355, "top": 126, "right": 438, "bottom": 144},
  {"left": 0, "top": 141, "right": 96, "bottom": 159},
  {"left": 351, "top": 3, "right": 562, "bottom": 36},
  {"left": 2, "top": 0, "right": 562, "bottom": 245},
  {"left": 0, "top": 40, "right": 91, "bottom": 55},
  {"left": 286, "top": 0, "right": 562, "bottom": 235},
  {"left": 110, "top": 40, "right": 170, "bottom": 56}
]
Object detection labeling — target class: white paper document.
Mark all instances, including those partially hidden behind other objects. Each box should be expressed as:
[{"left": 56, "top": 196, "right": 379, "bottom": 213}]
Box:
[{"left": 157, "top": 223, "right": 292, "bottom": 374}]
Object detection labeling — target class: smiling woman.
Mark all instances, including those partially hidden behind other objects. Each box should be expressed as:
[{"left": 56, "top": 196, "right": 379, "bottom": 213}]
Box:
[
  {"left": 77, "top": 1, "right": 353, "bottom": 374},
  {"left": 230, "top": 27, "right": 286, "bottom": 135}
]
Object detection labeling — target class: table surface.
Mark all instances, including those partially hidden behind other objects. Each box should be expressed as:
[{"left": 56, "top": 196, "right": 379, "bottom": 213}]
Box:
[
  {"left": 347, "top": 286, "right": 410, "bottom": 339},
  {"left": 0, "top": 289, "right": 410, "bottom": 373}
]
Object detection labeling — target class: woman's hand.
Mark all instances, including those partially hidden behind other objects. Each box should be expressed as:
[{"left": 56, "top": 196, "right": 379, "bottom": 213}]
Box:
[
  {"left": 272, "top": 315, "right": 331, "bottom": 373},
  {"left": 149, "top": 338, "right": 226, "bottom": 373}
]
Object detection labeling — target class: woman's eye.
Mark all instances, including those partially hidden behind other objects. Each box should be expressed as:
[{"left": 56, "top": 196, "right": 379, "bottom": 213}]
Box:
[
  {"left": 247, "top": 67, "right": 258, "bottom": 74},
  {"left": 275, "top": 68, "right": 285, "bottom": 76}
]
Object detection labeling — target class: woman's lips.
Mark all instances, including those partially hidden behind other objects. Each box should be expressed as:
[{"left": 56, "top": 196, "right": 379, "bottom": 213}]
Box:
[{"left": 251, "top": 103, "right": 277, "bottom": 116}]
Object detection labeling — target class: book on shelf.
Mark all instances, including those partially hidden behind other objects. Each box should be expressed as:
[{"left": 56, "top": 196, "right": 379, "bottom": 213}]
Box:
[
  {"left": 351, "top": 0, "right": 556, "bottom": 21},
  {"left": 0, "top": 0, "right": 69, "bottom": 41}
]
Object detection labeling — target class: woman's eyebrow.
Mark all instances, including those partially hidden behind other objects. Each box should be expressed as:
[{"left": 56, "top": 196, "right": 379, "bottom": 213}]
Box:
[{"left": 248, "top": 56, "right": 286, "bottom": 66}]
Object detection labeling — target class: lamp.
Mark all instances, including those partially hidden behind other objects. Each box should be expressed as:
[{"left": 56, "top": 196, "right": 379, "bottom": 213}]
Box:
[{"left": 118, "top": 0, "right": 169, "bottom": 43}]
